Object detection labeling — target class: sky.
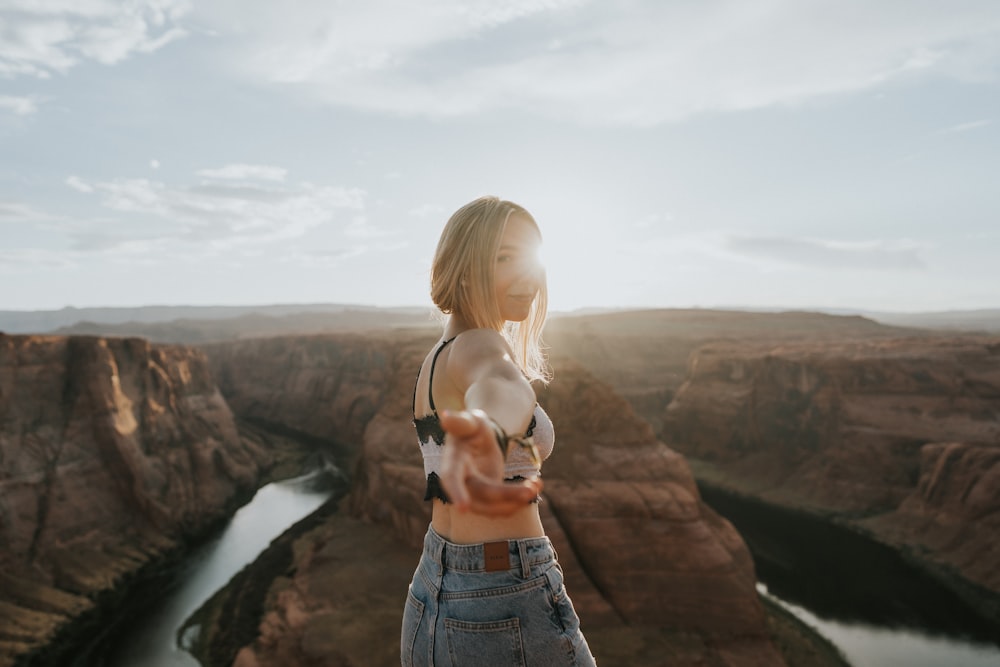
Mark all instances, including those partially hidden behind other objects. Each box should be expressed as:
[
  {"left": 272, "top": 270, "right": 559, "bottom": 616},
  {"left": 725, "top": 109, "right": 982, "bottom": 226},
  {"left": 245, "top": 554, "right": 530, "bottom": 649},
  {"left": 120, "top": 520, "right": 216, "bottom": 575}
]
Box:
[{"left": 1, "top": 0, "right": 998, "bottom": 314}]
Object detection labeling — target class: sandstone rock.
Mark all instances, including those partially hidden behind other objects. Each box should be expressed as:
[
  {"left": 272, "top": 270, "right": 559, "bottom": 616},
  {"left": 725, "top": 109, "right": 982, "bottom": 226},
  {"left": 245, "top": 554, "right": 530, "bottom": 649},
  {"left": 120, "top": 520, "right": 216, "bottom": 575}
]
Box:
[
  {"left": 0, "top": 334, "right": 269, "bottom": 667},
  {"left": 209, "top": 331, "right": 784, "bottom": 664},
  {"left": 204, "top": 333, "right": 402, "bottom": 449},
  {"left": 546, "top": 308, "right": 918, "bottom": 434},
  {"left": 534, "top": 355, "right": 770, "bottom": 639},
  {"left": 662, "top": 336, "right": 1000, "bottom": 602},
  {"left": 866, "top": 441, "right": 1000, "bottom": 593}
]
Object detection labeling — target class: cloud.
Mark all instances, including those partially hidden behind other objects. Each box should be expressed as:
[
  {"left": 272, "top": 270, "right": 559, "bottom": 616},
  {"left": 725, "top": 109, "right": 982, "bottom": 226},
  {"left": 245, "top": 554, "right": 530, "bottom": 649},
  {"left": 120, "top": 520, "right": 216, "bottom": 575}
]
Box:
[
  {"left": 0, "top": 95, "right": 39, "bottom": 115},
  {"left": 343, "top": 215, "right": 390, "bottom": 239},
  {"left": 725, "top": 235, "right": 927, "bottom": 271},
  {"left": 936, "top": 119, "right": 992, "bottom": 135},
  {"left": 0, "top": 199, "right": 59, "bottom": 222},
  {"left": 61, "top": 173, "right": 367, "bottom": 252},
  {"left": 0, "top": 0, "right": 191, "bottom": 78},
  {"left": 1, "top": 169, "right": 399, "bottom": 274},
  {"left": 0, "top": 247, "right": 75, "bottom": 270},
  {"left": 285, "top": 245, "right": 370, "bottom": 268},
  {"left": 634, "top": 213, "right": 671, "bottom": 229},
  {"left": 65, "top": 175, "right": 93, "bottom": 192},
  {"left": 197, "top": 163, "right": 288, "bottom": 182},
  {"left": 408, "top": 203, "right": 447, "bottom": 219},
  {"left": 191, "top": 0, "right": 1000, "bottom": 126}
]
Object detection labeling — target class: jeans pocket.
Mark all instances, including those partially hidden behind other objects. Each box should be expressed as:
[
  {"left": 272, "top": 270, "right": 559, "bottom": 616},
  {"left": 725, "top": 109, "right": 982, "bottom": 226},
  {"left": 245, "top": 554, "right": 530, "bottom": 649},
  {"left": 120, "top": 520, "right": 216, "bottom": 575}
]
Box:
[
  {"left": 401, "top": 587, "right": 425, "bottom": 667},
  {"left": 444, "top": 617, "right": 526, "bottom": 667}
]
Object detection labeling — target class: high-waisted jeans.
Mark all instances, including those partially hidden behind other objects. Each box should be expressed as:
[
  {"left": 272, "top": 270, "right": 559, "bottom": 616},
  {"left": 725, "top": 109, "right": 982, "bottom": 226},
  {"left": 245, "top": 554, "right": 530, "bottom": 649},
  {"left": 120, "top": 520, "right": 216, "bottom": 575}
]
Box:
[{"left": 401, "top": 526, "right": 596, "bottom": 666}]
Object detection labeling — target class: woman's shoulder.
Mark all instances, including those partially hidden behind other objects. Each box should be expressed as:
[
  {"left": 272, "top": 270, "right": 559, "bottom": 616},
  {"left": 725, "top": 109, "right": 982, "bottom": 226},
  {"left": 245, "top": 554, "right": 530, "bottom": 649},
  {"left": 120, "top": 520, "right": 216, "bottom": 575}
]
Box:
[
  {"left": 447, "top": 328, "right": 519, "bottom": 376},
  {"left": 450, "top": 327, "right": 507, "bottom": 351}
]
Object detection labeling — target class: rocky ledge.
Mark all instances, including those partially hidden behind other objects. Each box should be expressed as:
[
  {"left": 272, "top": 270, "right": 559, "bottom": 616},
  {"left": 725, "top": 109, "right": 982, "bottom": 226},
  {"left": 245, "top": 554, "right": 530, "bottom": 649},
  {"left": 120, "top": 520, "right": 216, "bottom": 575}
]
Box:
[
  {"left": 661, "top": 336, "right": 1000, "bottom": 620},
  {"left": 0, "top": 334, "right": 270, "bottom": 667}
]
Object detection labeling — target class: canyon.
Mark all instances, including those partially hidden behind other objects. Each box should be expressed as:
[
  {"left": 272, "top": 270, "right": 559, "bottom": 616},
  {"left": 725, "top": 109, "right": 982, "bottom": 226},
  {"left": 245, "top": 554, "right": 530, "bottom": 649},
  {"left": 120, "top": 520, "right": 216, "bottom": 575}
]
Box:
[
  {"left": 0, "top": 334, "right": 271, "bottom": 667},
  {"left": 200, "top": 330, "right": 799, "bottom": 666},
  {"left": 2, "top": 327, "right": 807, "bottom": 667},
  {"left": 660, "top": 335, "right": 1000, "bottom": 621},
  {"left": 544, "top": 311, "right": 1000, "bottom": 624},
  {"left": 3, "top": 307, "right": 997, "bottom": 666}
]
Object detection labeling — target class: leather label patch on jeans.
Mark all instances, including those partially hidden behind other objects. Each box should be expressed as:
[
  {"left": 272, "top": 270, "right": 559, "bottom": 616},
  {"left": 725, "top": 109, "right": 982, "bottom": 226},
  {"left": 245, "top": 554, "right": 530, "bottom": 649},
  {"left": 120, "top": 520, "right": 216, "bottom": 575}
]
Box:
[{"left": 483, "top": 541, "right": 510, "bottom": 572}]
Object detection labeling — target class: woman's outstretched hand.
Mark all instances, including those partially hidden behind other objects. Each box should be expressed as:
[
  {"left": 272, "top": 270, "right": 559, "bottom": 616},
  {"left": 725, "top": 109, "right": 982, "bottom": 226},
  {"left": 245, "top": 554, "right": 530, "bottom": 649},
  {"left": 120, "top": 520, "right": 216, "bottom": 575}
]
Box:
[{"left": 438, "top": 409, "right": 543, "bottom": 516}]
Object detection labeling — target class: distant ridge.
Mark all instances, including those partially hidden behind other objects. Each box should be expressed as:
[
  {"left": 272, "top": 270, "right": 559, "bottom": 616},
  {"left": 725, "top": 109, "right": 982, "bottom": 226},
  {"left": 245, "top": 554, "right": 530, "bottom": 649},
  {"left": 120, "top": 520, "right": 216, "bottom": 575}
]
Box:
[
  {"left": 48, "top": 310, "right": 439, "bottom": 344},
  {"left": 2, "top": 303, "right": 998, "bottom": 337},
  {"left": 853, "top": 308, "right": 1000, "bottom": 333},
  {"left": 0, "top": 303, "right": 432, "bottom": 335}
]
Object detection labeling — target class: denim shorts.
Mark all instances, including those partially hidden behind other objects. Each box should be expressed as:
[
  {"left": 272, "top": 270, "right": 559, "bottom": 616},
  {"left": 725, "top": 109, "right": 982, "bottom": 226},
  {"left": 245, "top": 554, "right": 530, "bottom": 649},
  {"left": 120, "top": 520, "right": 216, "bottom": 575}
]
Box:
[{"left": 401, "top": 526, "right": 596, "bottom": 667}]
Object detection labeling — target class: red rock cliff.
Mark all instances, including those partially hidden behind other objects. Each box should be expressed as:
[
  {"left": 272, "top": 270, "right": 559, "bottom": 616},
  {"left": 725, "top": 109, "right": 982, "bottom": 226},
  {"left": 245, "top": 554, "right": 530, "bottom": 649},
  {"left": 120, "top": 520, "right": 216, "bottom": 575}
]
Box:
[
  {"left": 545, "top": 308, "right": 918, "bottom": 434},
  {"left": 208, "top": 331, "right": 786, "bottom": 666},
  {"left": 662, "top": 337, "right": 1000, "bottom": 600},
  {"left": 204, "top": 333, "right": 399, "bottom": 448},
  {"left": 0, "top": 334, "right": 269, "bottom": 666}
]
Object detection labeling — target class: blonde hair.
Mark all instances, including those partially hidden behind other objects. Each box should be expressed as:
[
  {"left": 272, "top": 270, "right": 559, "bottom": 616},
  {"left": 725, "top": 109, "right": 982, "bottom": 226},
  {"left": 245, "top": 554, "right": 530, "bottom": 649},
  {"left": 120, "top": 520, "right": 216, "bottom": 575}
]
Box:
[{"left": 431, "top": 196, "right": 551, "bottom": 383}]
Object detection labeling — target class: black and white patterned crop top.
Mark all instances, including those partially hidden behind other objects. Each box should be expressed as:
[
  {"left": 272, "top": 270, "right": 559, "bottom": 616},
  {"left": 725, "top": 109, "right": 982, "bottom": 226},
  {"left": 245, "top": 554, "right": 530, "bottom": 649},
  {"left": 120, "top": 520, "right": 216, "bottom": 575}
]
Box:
[{"left": 411, "top": 336, "right": 555, "bottom": 503}]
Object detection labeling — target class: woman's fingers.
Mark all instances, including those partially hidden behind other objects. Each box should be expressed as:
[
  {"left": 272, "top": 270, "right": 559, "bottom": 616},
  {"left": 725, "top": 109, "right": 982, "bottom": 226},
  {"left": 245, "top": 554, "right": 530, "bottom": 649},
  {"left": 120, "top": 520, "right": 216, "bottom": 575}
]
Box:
[
  {"left": 439, "top": 409, "right": 491, "bottom": 443},
  {"left": 439, "top": 447, "right": 470, "bottom": 508},
  {"left": 437, "top": 408, "right": 541, "bottom": 515}
]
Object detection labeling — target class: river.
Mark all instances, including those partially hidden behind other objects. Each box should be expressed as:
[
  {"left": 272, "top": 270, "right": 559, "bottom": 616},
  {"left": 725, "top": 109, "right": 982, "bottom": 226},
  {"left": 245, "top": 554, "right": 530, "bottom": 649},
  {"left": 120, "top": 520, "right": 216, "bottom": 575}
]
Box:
[
  {"left": 699, "top": 483, "right": 1000, "bottom": 667},
  {"left": 75, "top": 468, "right": 1000, "bottom": 666},
  {"left": 80, "top": 467, "right": 337, "bottom": 667}
]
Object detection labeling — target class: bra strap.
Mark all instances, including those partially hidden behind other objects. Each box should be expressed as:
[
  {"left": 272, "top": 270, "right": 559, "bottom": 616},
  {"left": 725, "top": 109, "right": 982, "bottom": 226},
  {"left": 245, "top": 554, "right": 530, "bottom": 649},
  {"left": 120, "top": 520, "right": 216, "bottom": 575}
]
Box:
[
  {"left": 427, "top": 336, "right": 457, "bottom": 413},
  {"left": 412, "top": 336, "right": 457, "bottom": 418}
]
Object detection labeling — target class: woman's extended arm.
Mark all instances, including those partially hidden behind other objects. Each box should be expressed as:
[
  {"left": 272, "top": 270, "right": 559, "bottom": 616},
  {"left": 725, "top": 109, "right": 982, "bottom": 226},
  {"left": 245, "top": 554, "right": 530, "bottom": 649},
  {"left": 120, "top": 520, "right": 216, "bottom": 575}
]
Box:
[{"left": 437, "top": 330, "right": 543, "bottom": 515}]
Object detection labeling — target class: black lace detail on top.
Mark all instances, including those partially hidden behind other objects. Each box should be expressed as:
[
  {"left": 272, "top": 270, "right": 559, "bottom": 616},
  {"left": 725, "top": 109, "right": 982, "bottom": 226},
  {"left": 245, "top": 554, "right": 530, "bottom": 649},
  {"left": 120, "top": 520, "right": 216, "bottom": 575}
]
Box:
[
  {"left": 412, "top": 336, "right": 541, "bottom": 504},
  {"left": 424, "top": 471, "right": 449, "bottom": 502},
  {"left": 414, "top": 414, "right": 445, "bottom": 446},
  {"left": 413, "top": 337, "right": 455, "bottom": 502},
  {"left": 423, "top": 472, "right": 540, "bottom": 504}
]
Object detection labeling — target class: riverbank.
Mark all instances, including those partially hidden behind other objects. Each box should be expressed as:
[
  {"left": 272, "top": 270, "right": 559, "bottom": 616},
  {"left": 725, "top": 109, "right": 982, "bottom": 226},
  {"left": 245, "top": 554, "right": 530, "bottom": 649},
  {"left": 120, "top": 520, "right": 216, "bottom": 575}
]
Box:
[
  {"left": 16, "top": 502, "right": 245, "bottom": 667},
  {"left": 691, "top": 462, "right": 1000, "bottom": 648},
  {"left": 179, "top": 497, "right": 343, "bottom": 666},
  {"left": 187, "top": 498, "right": 850, "bottom": 667},
  {"left": 762, "top": 596, "right": 850, "bottom": 667},
  {"left": 18, "top": 427, "right": 321, "bottom": 667}
]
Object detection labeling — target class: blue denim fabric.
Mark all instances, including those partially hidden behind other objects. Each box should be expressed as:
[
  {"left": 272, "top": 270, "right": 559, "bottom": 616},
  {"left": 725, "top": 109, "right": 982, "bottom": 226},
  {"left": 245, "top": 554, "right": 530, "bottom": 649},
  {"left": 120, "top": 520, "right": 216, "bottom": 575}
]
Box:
[{"left": 401, "top": 526, "right": 596, "bottom": 667}]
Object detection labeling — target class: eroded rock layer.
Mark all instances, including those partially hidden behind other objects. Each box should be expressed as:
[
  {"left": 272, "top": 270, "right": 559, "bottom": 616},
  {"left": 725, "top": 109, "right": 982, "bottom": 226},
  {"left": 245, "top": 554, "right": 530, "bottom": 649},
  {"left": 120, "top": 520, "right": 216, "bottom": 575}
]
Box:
[
  {"left": 208, "top": 332, "right": 786, "bottom": 666},
  {"left": 0, "top": 334, "right": 268, "bottom": 666},
  {"left": 545, "top": 308, "right": 919, "bottom": 434},
  {"left": 205, "top": 333, "right": 400, "bottom": 449},
  {"left": 662, "top": 337, "right": 1000, "bottom": 603}
]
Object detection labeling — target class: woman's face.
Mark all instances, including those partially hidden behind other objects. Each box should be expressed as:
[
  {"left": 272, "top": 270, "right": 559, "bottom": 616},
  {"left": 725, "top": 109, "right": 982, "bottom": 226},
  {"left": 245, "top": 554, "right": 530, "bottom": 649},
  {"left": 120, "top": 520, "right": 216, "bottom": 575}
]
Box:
[{"left": 494, "top": 214, "right": 544, "bottom": 322}]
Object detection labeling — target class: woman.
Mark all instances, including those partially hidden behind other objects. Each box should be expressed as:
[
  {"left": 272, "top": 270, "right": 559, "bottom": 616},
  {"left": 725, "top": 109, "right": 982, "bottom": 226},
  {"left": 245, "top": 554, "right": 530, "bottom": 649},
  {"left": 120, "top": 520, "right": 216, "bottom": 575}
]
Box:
[{"left": 402, "top": 196, "right": 595, "bottom": 666}]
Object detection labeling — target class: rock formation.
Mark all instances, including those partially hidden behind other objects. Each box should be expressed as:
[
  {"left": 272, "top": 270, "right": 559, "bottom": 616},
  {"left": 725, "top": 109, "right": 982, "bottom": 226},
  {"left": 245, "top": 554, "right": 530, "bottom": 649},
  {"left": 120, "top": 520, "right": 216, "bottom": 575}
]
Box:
[
  {"left": 204, "top": 332, "right": 404, "bottom": 449},
  {"left": 207, "top": 331, "right": 788, "bottom": 666},
  {"left": 545, "top": 308, "right": 918, "bottom": 434},
  {"left": 0, "top": 334, "right": 269, "bottom": 667},
  {"left": 661, "top": 336, "right": 1000, "bottom": 612}
]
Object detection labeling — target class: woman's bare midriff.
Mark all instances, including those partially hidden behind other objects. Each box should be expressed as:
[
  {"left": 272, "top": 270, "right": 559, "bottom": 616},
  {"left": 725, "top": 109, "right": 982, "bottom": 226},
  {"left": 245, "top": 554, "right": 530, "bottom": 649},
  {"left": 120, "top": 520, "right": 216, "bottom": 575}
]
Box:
[{"left": 431, "top": 498, "right": 545, "bottom": 545}]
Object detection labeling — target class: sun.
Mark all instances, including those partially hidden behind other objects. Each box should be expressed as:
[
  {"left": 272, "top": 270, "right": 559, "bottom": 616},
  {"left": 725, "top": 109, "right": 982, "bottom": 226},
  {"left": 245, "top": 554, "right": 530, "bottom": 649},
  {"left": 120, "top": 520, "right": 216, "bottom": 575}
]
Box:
[{"left": 536, "top": 237, "right": 595, "bottom": 312}]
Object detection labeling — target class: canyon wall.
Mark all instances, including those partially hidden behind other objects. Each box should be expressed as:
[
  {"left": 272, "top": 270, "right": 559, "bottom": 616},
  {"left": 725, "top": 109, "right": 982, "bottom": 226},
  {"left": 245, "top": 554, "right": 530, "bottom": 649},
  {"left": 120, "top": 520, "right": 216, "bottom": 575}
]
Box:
[
  {"left": 545, "top": 308, "right": 918, "bottom": 433},
  {"left": 0, "top": 334, "right": 269, "bottom": 667},
  {"left": 661, "top": 336, "right": 1000, "bottom": 609},
  {"left": 205, "top": 332, "right": 402, "bottom": 449},
  {"left": 207, "top": 331, "right": 787, "bottom": 666}
]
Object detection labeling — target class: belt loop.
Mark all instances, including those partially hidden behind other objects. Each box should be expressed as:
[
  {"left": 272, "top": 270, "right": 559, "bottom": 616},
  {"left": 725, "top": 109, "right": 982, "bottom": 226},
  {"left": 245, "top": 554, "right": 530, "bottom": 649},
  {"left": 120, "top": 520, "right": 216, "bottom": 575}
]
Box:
[
  {"left": 518, "top": 540, "right": 530, "bottom": 578},
  {"left": 433, "top": 533, "right": 445, "bottom": 570}
]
